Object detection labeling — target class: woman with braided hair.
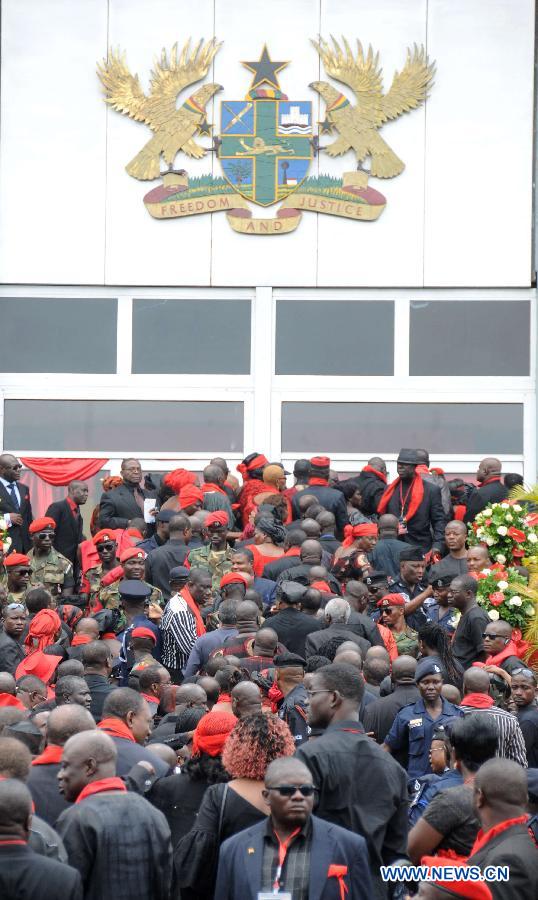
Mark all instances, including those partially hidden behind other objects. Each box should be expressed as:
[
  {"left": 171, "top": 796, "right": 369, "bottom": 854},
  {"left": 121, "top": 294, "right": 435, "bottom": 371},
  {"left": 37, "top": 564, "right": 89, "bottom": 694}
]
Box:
[
  {"left": 418, "top": 622, "right": 464, "bottom": 690},
  {"left": 246, "top": 516, "right": 287, "bottom": 576},
  {"left": 174, "top": 713, "right": 295, "bottom": 899}
]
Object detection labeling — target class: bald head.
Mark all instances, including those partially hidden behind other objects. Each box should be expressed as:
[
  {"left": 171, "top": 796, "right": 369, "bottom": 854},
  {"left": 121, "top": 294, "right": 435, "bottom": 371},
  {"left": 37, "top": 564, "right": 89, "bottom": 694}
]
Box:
[
  {"left": 235, "top": 600, "right": 260, "bottom": 628},
  {"left": 475, "top": 758, "right": 528, "bottom": 813},
  {"left": 477, "top": 457, "right": 502, "bottom": 482},
  {"left": 75, "top": 618, "right": 100, "bottom": 639},
  {"left": 47, "top": 704, "right": 95, "bottom": 747},
  {"left": 0, "top": 779, "right": 33, "bottom": 835},
  {"left": 265, "top": 756, "right": 312, "bottom": 787},
  {"left": 297, "top": 493, "right": 317, "bottom": 514},
  {"left": 300, "top": 540, "right": 323, "bottom": 564},
  {"left": 365, "top": 645, "right": 390, "bottom": 663},
  {"left": 203, "top": 464, "right": 225, "bottom": 485},
  {"left": 301, "top": 518, "right": 321, "bottom": 539},
  {"left": 391, "top": 655, "right": 417, "bottom": 683},
  {"left": 231, "top": 681, "right": 262, "bottom": 718},
  {"left": 0, "top": 673, "right": 16, "bottom": 695},
  {"left": 463, "top": 668, "right": 491, "bottom": 695},
  {"left": 175, "top": 684, "right": 207, "bottom": 710},
  {"left": 378, "top": 514, "right": 399, "bottom": 534},
  {"left": 253, "top": 627, "right": 278, "bottom": 656},
  {"left": 59, "top": 730, "right": 117, "bottom": 802},
  {"left": 334, "top": 650, "right": 362, "bottom": 669},
  {"left": 145, "top": 743, "right": 177, "bottom": 769}
]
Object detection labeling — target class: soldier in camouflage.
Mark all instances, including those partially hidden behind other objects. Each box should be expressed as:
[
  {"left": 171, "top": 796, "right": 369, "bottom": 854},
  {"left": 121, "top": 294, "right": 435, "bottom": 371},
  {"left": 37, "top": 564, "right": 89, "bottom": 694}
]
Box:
[
  {"left": 186, "top": 511, "right": 234, "bottom": 590},
  {"left": 377, "top": 593, "right": 419, "bottom": 658},
  {"left": 27, "top": 518, "right": 74, "bottom": 602},
  {"left": 95, "top": 546, "right": 163, "bottom": 621},
  {"left": 2, "top": 553, "right": 32, "bottom": 605},
  {"left": 82, "top": 529, "right": 122, "bottom": 614}
]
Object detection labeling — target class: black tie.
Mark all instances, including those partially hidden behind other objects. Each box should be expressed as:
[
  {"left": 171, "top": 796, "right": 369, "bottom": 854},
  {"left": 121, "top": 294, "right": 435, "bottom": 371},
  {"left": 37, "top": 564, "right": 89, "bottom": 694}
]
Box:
[{"left": 8, "top": 483, "right": 20, "bottom": 511}]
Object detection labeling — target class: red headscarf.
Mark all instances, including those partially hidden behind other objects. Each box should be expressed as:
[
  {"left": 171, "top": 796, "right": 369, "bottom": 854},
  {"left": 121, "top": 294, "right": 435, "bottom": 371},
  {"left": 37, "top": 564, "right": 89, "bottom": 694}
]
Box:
[
  {"left": 342, "top": 522, "right": 378, "bottom": 548},
  {"left": 24, "top": 609, "right": 61, "bottom": 654},
  {"left": 179, "top": 485, "right": 204, "bottom": 509},
  {"left": 164, "top": 468, "right": 198, "bottom": 495},
  {"left": 191, "top": 711, "right": 237, "bottom": 757}
]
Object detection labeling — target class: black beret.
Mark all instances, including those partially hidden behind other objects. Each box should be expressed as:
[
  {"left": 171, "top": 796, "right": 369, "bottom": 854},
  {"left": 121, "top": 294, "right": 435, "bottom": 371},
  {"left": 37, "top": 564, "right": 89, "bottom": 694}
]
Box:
[
  {"left": 415, "top": 659, "right": 443, "bottom": 683},
  {"left": 169, "top": 566, "right": 190, "bottom": 580},
  {"left": 364, "top": 571, "right": 388, "bottom": 586},
  {"left": 274, "top": 652, "right": 306, "bottom": 668},
  {"left": 156, "top": 509, "right": 177, "bottom": 523},
  {"left": 397, "top": 449, "right": 420, "bottom": 465},
  {"left": 429, "top": 572, "right": 454, "bottom": 588},
  {"left": 399, "top": 547, "right": 425, "bottom": 562},
  {"left": 118, "top": 579, "right": 152, "bottom": 602},
  {"left": 278, "top": 581, "right": 307, "bottom": 604}
]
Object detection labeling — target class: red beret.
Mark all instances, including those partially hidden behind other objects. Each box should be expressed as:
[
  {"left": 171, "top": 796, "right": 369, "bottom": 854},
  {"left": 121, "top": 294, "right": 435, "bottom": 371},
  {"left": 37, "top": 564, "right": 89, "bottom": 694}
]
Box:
[
  {"left": 220, "top": 572, "right": 248, "bottom": 588},
  {"left": 93, "top": 530, "right": 116, "bottom": 546},
  {"left": 310, "top": 456, "right": 330, "bottom": 468},
  {"left": 206, "top": 511, "right": 228, "bottom": 528},
  {"left": 377, "top": 593, "right": 406, "bottom": 609},
  {"left": 179, "top": 485, "right": 204, "bottom": 509},
  {"left": 4, "top": 553, "right": 30, "bottom": 568},
  {"left": 119, "top": 547, "right": 146, "bottom": 563},
  {"left": 131, "top": 626, "right": 156, "bottom": 643},
  {"left": 29, "top": 517, "right": 56, "bottom": 534},
  {"left": 419, "top": 859, "right": 493, "bottom": 899},
  {"left": 15, "top": 651, "right": 62, "bottom": 684}
]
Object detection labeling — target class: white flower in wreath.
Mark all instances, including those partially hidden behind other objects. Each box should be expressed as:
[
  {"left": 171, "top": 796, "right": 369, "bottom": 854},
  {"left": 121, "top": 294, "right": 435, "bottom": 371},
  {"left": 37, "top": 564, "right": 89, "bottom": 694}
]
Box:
[
  {"left": 528, "top": 533, "right": 538, "bottom": 544},
  {"left": 508, "top": 596, "right": 522, "bottom": 606},
  {"left": 3, "top": 539, "right": 11, "bottom": 552},
  {"left": 497, "top": 581, "right": 509, "bottom": 590},
  {"left": 501, "top": 503, "right": 510, "bottom": 509},
  {"left": 481, "top": 568, "right": 492, "bottom": 576},
  {"left": 485, "top": 536, "right": 496, "bottom": 546},
  {"left": 476, "top": 528, "right": 484, "bottom": 537},
  {"left": 483, "top": 508, "right": 493, "bottom": 517},
  {"left": 505, "top": 514, "right": 513, "bottom": 522},
  {"left": 514, "top": 504, "right": 522, "bottom": 512},
  {"left": 525, "top": 604, "right": 535, "bottom": 616},
  {"left": 496, "top": 526, "right": 508, "bottom": 536},
  {"left": 488, "top": 609, "right": 500, "bottom": 621},
  {"left": 0, "top": 517, "right": 7, "bottom": 530},
  {"left": 495, "top": 554, "right": 506, "bottom": 564}
]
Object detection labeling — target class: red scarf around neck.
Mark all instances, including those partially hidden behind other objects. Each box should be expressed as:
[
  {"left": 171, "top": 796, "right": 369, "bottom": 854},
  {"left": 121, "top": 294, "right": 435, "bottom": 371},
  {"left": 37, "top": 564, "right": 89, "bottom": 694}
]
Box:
[
  {"left": 71, "top": 634, "right": 93, "bottom": 647},
  {"left": 309, "top": 477, "right": 329, "bottom": 486},
  {"left": 480, "top": 476, "right": 502, "bottom": 487},
  {"left": 181, "top": 585, "right": 206, "bottom": 637},
  {"left": 32, "top": 744, "right": 63, "bottom": 766},
  {"left": 461, "top": 693, "right": 494, "bottom": 709},
  {"left": 141, "top": 692, "right": 158, "bottom": 706},
  {"left": 76, "top": 776, "right": 127, "bottom": 804},
  {"left": 362, "top": 465, "right": 387, "bottom": 484},
  {"left": 201, "top": 482, "right": 227, "bottom": 496},
  {"left": 0, "top": 693, "right": 26, "bottom": 710},
  {"left": 377, "top": 474, "right": 424, "bottom": 521},
  {"left": 480, "top": 639, "right": 526, "bottom": 668},
  {"left": 469, "top": 815, "right": 528, "bottom": 856},
  {"left": 98, "top": 717, "right": 136, "bottom": 743}
]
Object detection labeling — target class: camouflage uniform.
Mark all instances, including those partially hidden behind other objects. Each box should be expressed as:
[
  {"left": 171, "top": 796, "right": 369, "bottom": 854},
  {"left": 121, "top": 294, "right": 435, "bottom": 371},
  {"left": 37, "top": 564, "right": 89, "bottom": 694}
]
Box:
[
  {"left": 28, "top": 548, "right": 74, "bottom": 597},
  {"left": 393, "top": 626, "right": 419, "bottom": 658},
  {"left": 186, "top": 544, "right": 234, "bottom": 590}
]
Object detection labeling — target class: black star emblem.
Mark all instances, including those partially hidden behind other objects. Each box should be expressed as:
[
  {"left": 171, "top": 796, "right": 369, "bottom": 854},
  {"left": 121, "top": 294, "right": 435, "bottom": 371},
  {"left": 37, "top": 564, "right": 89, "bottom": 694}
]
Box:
[
  {"left": 242, "top": 45, "right": 289, "bottom": 91},
  {"left": 197, "top": 118, "right": 212, "bottom": 136},
  {"left": 318, "top": 117, "right": 334, "bottom": 135}
]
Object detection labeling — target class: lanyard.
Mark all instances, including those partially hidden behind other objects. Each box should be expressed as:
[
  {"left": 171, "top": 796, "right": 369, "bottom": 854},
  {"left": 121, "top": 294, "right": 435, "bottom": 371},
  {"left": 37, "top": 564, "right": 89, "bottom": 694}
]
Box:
[
  {"left": 272, "top": 827, "right": 301, "bottom": 892},
  {"left": 398, "top": 480, "right": 414, "bottom": 518}
]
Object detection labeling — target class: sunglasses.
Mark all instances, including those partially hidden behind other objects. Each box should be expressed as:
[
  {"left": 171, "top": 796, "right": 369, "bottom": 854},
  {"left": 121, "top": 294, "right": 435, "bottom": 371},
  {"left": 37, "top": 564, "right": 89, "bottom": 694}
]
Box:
[
  {"left": 481, "top": 633, "right": 509, "bottom": 640},
  {"left": 266, "top": 784, "right": 317, "bottom": 797},
  {"left": 97, "top": 542, "right": 116, "bottom": 551}
]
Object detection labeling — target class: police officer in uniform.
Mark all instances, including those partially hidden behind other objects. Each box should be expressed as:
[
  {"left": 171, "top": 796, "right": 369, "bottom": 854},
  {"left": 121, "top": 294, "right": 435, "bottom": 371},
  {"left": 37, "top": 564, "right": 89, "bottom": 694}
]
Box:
[{"left": 27, "top": 517, "right": 74, "bottom": 600}]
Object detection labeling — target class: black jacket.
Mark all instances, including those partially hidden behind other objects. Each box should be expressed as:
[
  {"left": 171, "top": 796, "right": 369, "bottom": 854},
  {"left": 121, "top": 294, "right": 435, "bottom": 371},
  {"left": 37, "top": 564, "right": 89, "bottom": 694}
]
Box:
[
  {"left": 274, "top": 561, "right": 341, "bottom": 594},
  {"left": 0, "top": 630, "right": 25, "bottom": 675},
  {"left": 292, "top": 485, "right": 348, "bottom": 537},
  {"left": 262, "top": 553, "right": 303, "bottom": 581},
  {"left": 357, "top": 469, "right": 387, "bottom": 517},
  {"left": 0, "top": 843, "right": 82, "bottom": 900},
  {"left": 84, "top": 673, "right": 115, "bottom": 723},
  {"left": 467, "top": 822, "right": 538, "bottom": 900},
  {"left": 27, "top": 761, "right": 71, "bottom": 827},
  {"left": 266, "top": 606, "right": 322, "bottom": 656},
  {"left": 382, "top": 478, "right": 447, "bottom": 551},
  {"left": 347, "top": 610, "right": 385, "bottom": 646},
  {"left": 99, "top": 482, "right": 156, "bottom": 530},
  {"left": 277, "top": 682, "right": 309, "bottom": 747},
  {"left": 146, "top": 539, "right": 189, "bottom": 600},
  {"left": 45, "top": 499, "right": 84, "bottom": 568},
  {"left": 56, "top": 791, "right": 172, "bottom": 900},
  {"left": 305, "top": 623, "right": 371, "bottom": 659},
  {"left": 296, "top": 720, "right": 408, "bottom": 900},
  {"left": 464, "top": 478, "right": 508, "bottom": 523},
  {"left": 106, "top": 734, "right": 170, "bottom": 779},
  {"left": 0, "top": 480, "right": 33, "bottom": 552}
]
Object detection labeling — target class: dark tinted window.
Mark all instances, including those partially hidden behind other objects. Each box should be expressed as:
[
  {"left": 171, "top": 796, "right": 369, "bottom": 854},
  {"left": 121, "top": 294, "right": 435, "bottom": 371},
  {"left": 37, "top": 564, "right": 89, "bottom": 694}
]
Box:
[
  {"left": 281, "top": 402, "right": 523, "bottom": 454},
  {"left": 132, "top": 299, "right": 251, "bottom": 374},
  {"left": 410, "top": 301, "right": 530, "bottom": 375},
  {"left": 0, "top": 298, "right": 117, "bottom": 373},
  {"left": 4, "top": 400, "right": 244, "bottom": 452},
  {"left": 275, "top": 300, "right": 394, "bottom": 375}
]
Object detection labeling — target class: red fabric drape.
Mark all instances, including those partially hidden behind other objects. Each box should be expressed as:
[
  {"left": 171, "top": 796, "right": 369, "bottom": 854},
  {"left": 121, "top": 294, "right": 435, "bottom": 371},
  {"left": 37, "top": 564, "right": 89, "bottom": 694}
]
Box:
[{"left": 21, "top": 458, "right": 108, "bottom": 486}]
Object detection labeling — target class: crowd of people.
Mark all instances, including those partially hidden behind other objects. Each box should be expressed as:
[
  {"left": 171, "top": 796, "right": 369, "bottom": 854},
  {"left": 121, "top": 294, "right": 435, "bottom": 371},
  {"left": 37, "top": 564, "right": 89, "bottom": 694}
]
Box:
[{"left": 0, "top": 448, "right": 537, "bottom": 899}]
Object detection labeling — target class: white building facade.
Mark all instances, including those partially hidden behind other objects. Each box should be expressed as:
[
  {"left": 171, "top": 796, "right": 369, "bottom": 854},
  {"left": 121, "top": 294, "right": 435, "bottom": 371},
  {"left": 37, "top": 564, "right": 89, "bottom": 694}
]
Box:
[{"left": 0, "top": 0, "right": 536, "bottom": 506}]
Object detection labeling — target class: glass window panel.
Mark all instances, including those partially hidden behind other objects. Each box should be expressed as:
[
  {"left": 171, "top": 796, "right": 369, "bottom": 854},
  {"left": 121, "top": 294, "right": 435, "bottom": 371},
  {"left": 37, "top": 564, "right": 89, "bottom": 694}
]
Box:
[
  {"left": 0, "top": 299, "right": 117, "bottom": 373},
  {"left": 409, "top": 301, "right": 530, "bottom": 376},
  {"left": 281, "top": 402, "right": 523, "bottom": 454},
  {"left": 275, "top": 301, "right": 394, "bottom": 375},
  {"left": 4, "top": 400, "right": 244, "bottom": 452},
  {"left": 132, "top": 299, "right": 251, "bottom": 374}
]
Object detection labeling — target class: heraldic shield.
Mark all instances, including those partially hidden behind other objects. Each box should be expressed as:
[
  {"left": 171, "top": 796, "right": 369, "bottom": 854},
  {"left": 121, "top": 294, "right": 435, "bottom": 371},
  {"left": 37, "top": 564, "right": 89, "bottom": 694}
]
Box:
[{"left": 217, "top": 89, "right": 313, "bottom": 207}]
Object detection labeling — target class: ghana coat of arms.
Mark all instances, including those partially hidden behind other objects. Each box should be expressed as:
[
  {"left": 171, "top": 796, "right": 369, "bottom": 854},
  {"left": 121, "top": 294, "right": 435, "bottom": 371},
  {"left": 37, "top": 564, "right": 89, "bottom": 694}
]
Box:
[{"left": 98, "top": 38, "right": 435, "bottom": 234}]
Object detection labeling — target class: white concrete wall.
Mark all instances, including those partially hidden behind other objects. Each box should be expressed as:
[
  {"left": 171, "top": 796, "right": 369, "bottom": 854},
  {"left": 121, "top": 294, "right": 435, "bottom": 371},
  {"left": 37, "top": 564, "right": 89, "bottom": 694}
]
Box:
[{"left": 0, "top": 0, "right": 534, "bottom": 287}]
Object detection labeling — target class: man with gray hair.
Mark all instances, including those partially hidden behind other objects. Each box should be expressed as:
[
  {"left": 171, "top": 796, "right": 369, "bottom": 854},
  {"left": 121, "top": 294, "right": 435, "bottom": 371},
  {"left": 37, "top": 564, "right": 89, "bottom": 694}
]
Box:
[{"left": 305, "top": 597, "right": 371, "bottom": 658}]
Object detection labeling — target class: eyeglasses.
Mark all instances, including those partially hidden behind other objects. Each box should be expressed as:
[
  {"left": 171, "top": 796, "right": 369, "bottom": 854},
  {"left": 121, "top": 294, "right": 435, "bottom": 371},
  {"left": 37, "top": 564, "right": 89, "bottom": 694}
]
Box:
[
  {"left": 5, "top": 603, "right": 26, "bottom": 612},
  {"left": 266, "top": 784, "right": 317, "bottom": 797}
]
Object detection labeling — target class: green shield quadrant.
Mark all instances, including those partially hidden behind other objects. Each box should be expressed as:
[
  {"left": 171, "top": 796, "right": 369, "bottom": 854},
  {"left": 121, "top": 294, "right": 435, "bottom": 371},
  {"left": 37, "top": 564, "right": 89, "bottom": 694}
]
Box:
[{"left": 218, "top": 99, "right": 312, "bottom": 207}]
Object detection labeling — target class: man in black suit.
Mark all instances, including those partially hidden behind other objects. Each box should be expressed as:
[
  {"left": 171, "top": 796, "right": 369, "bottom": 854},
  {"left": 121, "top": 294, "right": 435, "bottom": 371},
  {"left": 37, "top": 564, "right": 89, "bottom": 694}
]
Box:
[
  {"left": 215, "top": 756, "right": 373, "bottom": 900},
  {"left": 464, "top": 456, "right": 509, "bottom": 523},
  {"left": 99, "top": 458, "right": 155, "bottom": 529},
  {"left": 377, "top": 449, "right": 447, "bottom": 553},
  {"left": 266, "top": 581, "right": 322, "bottom": 656},
  {"left": 0, "top": 454, "right": 33, "bottom": 552},
  {"left": 291, "top": 457, "right": 348, "bottom": 538},
  {"left": 0, "top": 780, "right": 82, "bottom": 900},
  {"left": 46, "top": 481, "right": 88, "bottom": 572}
]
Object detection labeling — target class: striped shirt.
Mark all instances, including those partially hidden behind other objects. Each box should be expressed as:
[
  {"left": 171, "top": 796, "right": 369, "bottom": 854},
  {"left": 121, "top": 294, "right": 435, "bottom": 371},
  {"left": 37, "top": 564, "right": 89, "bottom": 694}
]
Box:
[
  {"left": 161, "top": 593, "right": 197, "bottom": 671},
  {"left": 460, "top": 704, "right": 528, "bottom": 767}
]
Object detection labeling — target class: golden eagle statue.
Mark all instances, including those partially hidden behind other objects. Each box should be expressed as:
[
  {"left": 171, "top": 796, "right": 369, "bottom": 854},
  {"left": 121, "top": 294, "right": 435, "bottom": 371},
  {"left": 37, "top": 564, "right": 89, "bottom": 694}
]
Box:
[
  {"left": 97, "top": 38, "right": 222, "bottom": 180},
  {"left": 310, "top": 37, "right": 435, "bottom": 178}
]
